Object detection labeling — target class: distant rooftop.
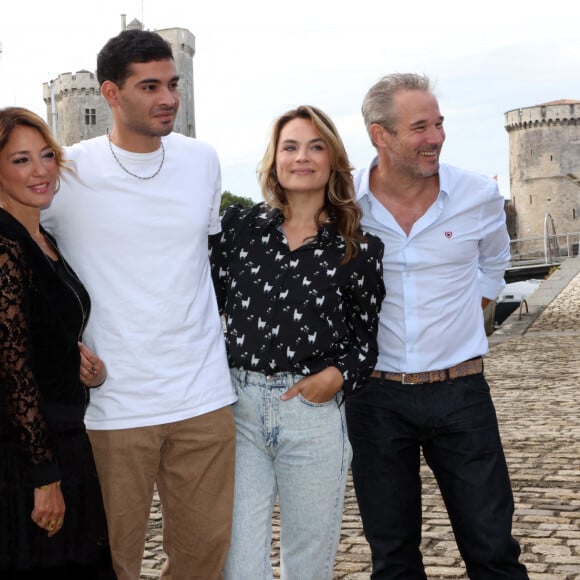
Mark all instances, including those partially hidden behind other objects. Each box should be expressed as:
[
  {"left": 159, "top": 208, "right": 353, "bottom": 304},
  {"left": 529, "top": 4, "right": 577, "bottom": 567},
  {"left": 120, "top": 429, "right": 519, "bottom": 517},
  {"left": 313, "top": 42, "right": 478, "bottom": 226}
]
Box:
[{"left": 127, "top": 18, "right": 143, "bottom": 30}]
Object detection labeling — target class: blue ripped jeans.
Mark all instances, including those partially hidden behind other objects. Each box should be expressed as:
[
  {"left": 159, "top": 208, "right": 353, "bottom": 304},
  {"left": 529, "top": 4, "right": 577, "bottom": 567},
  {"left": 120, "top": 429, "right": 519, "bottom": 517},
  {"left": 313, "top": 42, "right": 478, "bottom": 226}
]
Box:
[{"left": 223, "top": 368, "right": 352, "bottom": 580}]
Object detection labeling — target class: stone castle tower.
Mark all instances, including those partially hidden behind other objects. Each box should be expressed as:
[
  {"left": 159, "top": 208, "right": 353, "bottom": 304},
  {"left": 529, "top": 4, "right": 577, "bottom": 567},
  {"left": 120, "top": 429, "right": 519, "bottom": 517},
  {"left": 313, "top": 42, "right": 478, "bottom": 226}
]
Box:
[
  {"left": 504, "top": 100, "right": 580, "bottom": 239},
  {"left": 42, "top": 16, "right": 195, "bottom": 145}
]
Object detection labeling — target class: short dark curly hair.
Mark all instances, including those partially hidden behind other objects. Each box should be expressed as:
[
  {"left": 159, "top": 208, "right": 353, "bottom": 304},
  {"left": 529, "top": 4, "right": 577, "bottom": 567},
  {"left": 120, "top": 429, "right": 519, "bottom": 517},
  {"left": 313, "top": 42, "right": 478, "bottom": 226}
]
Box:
[{"left": 97, "top": 29, "right": 174, "bottom": 87}]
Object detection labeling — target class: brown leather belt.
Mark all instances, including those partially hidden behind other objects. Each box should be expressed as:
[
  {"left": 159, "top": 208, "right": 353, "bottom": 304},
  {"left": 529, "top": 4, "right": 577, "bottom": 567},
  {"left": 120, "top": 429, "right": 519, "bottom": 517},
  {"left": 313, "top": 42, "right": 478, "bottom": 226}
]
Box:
[{"left": 370, "top": 357, "right": 483, "bottom": 385}]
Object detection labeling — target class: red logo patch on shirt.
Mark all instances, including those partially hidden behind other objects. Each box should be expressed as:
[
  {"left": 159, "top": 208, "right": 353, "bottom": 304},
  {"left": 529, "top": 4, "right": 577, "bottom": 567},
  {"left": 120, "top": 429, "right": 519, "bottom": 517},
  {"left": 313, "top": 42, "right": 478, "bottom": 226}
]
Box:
[{"left": 444, "top": 231, "right": 453, "bottom": 238}]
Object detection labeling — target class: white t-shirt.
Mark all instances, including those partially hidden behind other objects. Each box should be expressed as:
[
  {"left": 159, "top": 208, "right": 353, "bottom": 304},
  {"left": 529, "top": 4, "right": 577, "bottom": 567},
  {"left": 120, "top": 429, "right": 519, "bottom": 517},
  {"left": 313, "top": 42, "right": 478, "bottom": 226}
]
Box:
[{"left": 42, "top": 133, "right": 236, "bottom": 430}]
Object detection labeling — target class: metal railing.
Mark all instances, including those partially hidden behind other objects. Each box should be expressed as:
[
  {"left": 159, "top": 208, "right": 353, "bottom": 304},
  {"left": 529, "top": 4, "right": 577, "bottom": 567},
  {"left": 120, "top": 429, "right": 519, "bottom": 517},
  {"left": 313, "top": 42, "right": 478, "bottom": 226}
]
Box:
[{"left": 509, "top": 232, "right": 580, "bottom": 267}]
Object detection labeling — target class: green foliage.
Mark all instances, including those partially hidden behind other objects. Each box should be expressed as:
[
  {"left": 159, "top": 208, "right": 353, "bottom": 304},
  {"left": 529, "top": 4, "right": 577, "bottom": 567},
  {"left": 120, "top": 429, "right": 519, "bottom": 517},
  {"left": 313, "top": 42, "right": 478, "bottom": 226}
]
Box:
[{"left": 220, "top": 191, "right": 256, "bottom": 214}]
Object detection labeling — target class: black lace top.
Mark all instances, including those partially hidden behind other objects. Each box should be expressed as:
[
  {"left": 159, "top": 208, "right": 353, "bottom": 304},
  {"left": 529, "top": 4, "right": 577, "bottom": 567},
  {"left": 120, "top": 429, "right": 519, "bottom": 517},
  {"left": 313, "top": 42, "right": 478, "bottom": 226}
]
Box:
[
  {"left": 0, "top": 209, "right": 90, "bottom": 486},
  {"left": 209, "top": 203, "right": 386, "bottom": 396}
]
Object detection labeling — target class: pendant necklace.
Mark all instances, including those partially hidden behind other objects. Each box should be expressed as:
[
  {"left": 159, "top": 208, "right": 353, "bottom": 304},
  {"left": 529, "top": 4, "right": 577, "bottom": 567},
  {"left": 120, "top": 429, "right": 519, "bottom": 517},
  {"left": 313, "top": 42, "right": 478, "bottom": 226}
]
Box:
[{"left": 107, "top": 134, "right": 165, "bottom": 180}]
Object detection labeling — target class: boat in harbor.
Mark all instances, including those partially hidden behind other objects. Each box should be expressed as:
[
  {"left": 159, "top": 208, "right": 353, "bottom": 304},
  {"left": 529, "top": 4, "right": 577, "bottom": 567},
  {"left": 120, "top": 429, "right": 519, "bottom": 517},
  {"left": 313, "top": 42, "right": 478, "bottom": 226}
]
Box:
[{"left": 494, "top": 279, "right": 542, "bottom": 325}]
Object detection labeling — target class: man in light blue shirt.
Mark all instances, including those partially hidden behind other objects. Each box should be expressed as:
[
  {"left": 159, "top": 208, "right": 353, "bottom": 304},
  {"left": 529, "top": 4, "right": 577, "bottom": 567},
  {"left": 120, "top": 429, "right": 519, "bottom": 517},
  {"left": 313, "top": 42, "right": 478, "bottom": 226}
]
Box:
[{"left": 345, "top": 73, "right": 529, "bottom": 579}]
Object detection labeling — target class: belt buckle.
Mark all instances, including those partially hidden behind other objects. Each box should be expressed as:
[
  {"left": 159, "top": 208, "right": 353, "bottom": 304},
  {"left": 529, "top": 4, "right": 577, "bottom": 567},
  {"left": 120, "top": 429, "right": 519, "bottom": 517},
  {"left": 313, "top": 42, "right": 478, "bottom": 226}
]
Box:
[{"left": 401, "top": 373, "right": 412, "bottom": 385}]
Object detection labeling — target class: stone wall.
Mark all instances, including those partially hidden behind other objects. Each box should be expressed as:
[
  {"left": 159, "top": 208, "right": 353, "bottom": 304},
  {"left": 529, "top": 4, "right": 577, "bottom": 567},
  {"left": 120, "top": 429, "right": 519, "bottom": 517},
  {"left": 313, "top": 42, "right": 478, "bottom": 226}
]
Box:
[{"left": 157, "top": 27, "right": 196, "bottom": 138}]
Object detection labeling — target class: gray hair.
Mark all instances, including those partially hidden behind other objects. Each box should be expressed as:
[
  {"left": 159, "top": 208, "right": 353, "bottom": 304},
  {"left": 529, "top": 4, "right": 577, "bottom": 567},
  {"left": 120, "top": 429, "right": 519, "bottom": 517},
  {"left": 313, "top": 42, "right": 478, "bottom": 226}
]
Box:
[{"left": 362, "top": 73, "right": 433, "bottom": 142}]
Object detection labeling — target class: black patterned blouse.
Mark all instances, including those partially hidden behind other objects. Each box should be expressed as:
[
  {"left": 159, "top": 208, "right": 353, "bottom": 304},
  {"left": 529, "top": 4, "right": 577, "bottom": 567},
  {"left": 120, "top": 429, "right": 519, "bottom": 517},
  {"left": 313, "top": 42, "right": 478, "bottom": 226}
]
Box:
[{"left": 209, "top": 203, "right": 385, "bottom": 396}]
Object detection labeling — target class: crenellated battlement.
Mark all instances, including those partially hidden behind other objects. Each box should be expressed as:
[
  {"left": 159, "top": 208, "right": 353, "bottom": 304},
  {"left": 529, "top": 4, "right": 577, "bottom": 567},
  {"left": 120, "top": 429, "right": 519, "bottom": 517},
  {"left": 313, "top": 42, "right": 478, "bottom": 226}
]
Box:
[
  {"left": 42, "top": 71, "right": 100, "bottom": 102},
  {"left": 505, "top": 101, "right": 579, "bottom": 132}
]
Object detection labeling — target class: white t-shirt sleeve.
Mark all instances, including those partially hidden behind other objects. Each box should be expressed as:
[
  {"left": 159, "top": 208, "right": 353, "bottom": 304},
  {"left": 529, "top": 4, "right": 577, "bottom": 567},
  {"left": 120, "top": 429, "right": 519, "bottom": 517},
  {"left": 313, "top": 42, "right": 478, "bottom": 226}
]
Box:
[{"left": 208, "top": 153, "right": 223, "bottom": 236}]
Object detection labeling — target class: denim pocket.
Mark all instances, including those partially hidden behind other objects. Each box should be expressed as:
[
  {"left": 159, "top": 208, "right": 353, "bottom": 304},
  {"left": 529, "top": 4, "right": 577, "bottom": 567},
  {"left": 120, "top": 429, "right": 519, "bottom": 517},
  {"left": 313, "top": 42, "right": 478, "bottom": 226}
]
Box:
[{"left": 296, "top": 393, "right": 337, "bottom": 407}]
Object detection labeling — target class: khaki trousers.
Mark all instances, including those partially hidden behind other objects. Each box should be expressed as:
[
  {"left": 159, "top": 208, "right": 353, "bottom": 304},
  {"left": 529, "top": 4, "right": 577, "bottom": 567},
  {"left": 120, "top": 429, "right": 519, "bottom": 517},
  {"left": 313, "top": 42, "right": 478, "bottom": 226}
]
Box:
[{"left": 88, "top": 406, "right": 236, "bottom": 580}]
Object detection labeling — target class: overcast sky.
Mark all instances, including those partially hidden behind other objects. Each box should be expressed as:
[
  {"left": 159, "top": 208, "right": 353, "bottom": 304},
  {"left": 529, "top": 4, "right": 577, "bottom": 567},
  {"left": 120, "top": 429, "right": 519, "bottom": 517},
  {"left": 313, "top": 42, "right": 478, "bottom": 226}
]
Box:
[{"left": 1, "top": 0, "right": 579, "bottom": 201}]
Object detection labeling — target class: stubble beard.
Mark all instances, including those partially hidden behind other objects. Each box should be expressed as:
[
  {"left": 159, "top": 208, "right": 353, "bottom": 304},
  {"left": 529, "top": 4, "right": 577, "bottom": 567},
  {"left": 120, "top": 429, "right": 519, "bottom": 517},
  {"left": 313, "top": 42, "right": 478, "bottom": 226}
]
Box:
[
  {"left": 389, "top": 147, "right": 440, "bottom": 179},
  {"left": 129, "top": 119, "right": 175, "bottom": 138},
  {"left": 120, "top": 100, "right": 177, "bottom": 138}
]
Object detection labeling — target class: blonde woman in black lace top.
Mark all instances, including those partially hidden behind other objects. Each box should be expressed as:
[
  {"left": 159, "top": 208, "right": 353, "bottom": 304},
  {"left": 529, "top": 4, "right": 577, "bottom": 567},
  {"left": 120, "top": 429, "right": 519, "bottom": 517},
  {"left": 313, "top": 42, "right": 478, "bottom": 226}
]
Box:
[{"left": 0, "top": 107, "right": 115, "bottom": 579}]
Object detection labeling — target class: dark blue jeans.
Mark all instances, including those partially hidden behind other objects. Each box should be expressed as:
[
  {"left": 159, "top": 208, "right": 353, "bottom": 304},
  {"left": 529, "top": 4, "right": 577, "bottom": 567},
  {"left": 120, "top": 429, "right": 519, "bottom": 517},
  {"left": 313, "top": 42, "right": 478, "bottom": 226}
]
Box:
[{"left": 345, "top": 374, "right": 528, "bottom": 579}]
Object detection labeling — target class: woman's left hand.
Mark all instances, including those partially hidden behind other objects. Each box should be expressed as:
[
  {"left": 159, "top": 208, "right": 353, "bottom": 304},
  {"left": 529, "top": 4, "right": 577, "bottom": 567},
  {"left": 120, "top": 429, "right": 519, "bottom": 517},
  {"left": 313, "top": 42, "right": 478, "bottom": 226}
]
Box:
[
  {"left": 32, "top": 480, "right": 65, "bottom": 537},
  {"left": 78, "top": 342, "right": 107, "bottom": 388},
  {"left": 281, "top": 366, "right": 344, "bottom": 403}
]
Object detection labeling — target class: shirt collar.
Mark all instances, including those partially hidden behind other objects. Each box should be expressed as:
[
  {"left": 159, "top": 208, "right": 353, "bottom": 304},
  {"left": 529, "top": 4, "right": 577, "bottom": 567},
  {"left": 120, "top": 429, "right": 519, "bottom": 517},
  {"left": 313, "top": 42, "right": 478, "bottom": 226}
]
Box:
[
  {"left": 253, "top": 204, "right": 338, "bottom": 247},
  {"left": 355, "top": 156, "right": 379, "bottom": 204},
  {"left": 356, "top": 156, "right": 451, "bottom": 204}
]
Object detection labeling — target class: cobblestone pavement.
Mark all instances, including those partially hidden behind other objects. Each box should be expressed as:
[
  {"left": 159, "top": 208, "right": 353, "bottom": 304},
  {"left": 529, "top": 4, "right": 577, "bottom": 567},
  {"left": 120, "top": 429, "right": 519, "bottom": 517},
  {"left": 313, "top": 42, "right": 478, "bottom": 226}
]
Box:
[{"left": 141, "top": 258, "right": 580, "bottom": 579}]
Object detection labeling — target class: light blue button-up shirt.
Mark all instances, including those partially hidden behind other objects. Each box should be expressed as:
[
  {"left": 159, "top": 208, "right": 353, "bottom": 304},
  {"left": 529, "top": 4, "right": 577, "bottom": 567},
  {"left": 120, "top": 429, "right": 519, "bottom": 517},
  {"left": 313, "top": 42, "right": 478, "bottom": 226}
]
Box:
[{"left": 356, "top": 158, "right": 510, "bottom": 374}]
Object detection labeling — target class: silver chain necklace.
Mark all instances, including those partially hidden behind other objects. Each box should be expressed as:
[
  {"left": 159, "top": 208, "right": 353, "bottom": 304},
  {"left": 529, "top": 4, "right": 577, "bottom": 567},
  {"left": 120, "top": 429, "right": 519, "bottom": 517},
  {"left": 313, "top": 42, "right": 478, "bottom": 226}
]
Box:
[{"left": 107, "top": 135, "right": 165, "bottom": 180}]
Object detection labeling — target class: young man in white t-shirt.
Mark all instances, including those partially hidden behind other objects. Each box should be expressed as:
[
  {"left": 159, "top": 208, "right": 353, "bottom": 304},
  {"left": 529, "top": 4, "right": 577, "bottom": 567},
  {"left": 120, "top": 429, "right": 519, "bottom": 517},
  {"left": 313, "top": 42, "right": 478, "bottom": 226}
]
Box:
[{"left": 42, "top": 29, "right": 237, "bottom": 580}]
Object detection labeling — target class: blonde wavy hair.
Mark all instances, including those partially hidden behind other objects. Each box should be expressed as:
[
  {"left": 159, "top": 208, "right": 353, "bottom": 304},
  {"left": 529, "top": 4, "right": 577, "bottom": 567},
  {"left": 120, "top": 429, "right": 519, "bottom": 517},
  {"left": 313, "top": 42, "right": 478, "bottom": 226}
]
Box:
[{"left": 257, "top": 105, "right": 363, "bottom": 263}]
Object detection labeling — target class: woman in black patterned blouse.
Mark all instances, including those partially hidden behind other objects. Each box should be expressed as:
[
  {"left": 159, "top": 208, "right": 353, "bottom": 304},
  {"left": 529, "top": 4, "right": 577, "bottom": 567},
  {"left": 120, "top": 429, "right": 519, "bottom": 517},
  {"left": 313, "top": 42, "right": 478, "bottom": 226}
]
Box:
[{"left": 210, "top": 105, "right": 385, "bottom": 579}]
